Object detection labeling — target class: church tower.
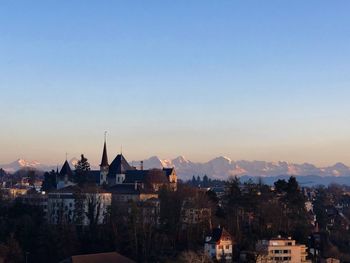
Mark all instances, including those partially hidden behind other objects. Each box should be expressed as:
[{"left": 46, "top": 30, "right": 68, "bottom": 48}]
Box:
[{"left": 100, "top": 134, "right": 109, "bottom": 185}]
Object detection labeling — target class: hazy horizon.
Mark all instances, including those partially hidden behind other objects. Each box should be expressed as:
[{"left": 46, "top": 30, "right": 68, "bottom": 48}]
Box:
[{"left": 1, "top": 1, "right": 350, "bottom": 166}]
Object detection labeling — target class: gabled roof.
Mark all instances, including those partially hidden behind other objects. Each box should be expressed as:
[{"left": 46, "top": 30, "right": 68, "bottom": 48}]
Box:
[
  {"left": 100, "top": 141, "right": 109, "bottom": 167},
  {"left": 206, "top": 227, "right": 232, "bottom": 244},
  {"left": 60, "top": 160, "right": 73, "bottom": 177},
  {"left": 108, "top": 154, "right": 135, "bottom": 175},
  {"left": 145, "top": 169, "right": 169, "bottom": 184},
  {"left": 163, "top": 167, "right": 175, "bottom": 177}
]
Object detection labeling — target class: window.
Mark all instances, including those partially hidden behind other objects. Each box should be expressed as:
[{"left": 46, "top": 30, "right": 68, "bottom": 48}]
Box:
[{"left": 226, "top": 245, "right": 230, "bottom": 249}]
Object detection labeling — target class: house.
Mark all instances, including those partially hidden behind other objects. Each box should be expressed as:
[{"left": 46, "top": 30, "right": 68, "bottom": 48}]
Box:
[
  {"left": 255, "top": 236, "right": 311, "bottom": 263},
  {"left": 181, "top": 198, "right": 211, "bottom": 226},
  {"left": 109, "top": 183, "right": 158, "bottom": 203},
  {"left": 1, "top": 186, "right": 29, "bottom": 200},
  {"left": 127, "top": 197, "right": 160, "bottom": 226},
  {"left": 204, "top": 227, "right": 233, "bottom": 261},
  {"left": 59, "top": 252, "right": 135, "bottom": 263},
  {"left": 124, "top": 169, "right": 174, "bottom": 192},
  {"left": 47, "top": 185, "right": 111, "bottom": 225}
]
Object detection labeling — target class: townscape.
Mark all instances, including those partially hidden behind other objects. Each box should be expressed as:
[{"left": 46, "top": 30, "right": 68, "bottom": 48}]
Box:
[{"left": 0, "top": 139, "right": 349, "bottom": 262}]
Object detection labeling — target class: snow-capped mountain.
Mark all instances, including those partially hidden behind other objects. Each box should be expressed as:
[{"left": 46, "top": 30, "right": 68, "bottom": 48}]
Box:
[
  {"left": 0, "top": 159, "right": 52, "bottom": 173},
  {"left": 131, "top": 156, "right": 350, "bottom": 180},
  {"left": 2, "top": 157, "right": 350, "bottom": 180},
  {"left": 0, "top": 158, "right": 81, "bottom": 173}
]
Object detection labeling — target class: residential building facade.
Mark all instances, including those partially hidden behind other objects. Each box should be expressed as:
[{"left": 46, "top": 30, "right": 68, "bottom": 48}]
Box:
[
  {"left": 256, "top": 237, "right": 311, "bottom": 263},
  {"left": 204, "top": 227, "right": 233, "bottom": 261}
]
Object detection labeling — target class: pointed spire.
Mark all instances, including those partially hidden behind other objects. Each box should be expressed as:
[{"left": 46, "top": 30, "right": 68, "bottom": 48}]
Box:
[
  {"left": 60, "top": 160, "right": 73, "bottom": 177},
  {"left": 100, "top": 132, "right": 109, "bottom": 167}
]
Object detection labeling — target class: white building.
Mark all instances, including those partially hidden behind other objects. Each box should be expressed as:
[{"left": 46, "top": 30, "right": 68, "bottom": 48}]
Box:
[
  {"left": 256, "top": 237, "right": 311, "bottom": 263},
  {"left": 47, "top": 185, "right": 111, "bottom": 226},
  {"left": 204, "top": 227, "right": 233, "bottom": 261}
]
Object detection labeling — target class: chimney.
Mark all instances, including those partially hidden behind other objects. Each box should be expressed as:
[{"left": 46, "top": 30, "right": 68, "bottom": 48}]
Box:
[{"left": 140, "top": 161, "right": 144, "bottom": 170}]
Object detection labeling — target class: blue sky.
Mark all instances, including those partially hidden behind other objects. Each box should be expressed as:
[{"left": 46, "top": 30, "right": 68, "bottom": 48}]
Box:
[{"left": 1, "top": 1, "right": 350, "bottom": 166}]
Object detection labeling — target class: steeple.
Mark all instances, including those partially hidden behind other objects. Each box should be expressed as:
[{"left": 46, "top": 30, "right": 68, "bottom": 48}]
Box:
[
  {"left": 60, "top": 160, "right": 73, "bottom": 177},
  {"left": 99, "top": 132, "right": 109, "bottom": 185},
  {"left": 100, "top": 132, "right": 109, "bottom": 167}
]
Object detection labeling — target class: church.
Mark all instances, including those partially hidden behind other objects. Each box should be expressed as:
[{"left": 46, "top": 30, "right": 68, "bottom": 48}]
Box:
[{"left": 57, "top": 138, "right": 177, "bottom": 193}]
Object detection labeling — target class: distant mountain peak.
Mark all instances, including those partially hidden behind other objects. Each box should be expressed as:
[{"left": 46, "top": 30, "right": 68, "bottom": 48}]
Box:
[
  {"left": 2, "top": 156, "right": 350, "bottom": 181},
  {"left": 173, "top": 155, "right": 189, "bottom": 163}
]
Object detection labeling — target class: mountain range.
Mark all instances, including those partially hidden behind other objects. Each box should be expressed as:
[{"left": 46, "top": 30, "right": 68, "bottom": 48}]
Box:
[
  {"left": 2, "top": 157, "right": 350, "bottom": 181},
  {"left": 130, "top": 156, "right": 350, "bottom": 180}
]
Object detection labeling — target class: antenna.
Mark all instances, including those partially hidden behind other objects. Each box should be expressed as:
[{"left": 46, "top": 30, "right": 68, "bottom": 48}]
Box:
[
  {"left": 65, "top": 152, "right": 68, "bottom": 161},
  {"left": 104, "top": 131, "right": 107, "bottom": 143},
  {"left": 120, "top": 144, "right": 123, "bottom": 154}
]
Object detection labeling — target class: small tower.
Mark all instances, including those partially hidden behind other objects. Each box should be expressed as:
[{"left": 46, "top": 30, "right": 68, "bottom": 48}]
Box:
[
  {"left": 57, "top": 160, "right": 73, "bottom": 189},
  {"left": 100, "top": 133, "right": 109, "bottom": 185}
]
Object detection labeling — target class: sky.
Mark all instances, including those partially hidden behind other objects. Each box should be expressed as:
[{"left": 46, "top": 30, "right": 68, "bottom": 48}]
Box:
[{"left": 1, "top": 1, "right": 350, "bottom": 166}]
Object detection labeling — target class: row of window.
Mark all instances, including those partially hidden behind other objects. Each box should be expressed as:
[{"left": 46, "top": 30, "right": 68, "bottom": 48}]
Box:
[
  {"left": 216, "top": 245, "right": 231, "bottom": 250},
  {"left": 273, "top": 250, "right": 291, "bottom": 254}
]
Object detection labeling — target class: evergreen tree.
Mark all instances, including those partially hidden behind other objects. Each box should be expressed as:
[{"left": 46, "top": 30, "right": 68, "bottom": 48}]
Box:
[
  {"left": 41, "top": 170, "right": 57, "bottom": 192},
  {"left": 196, "top": 175, "right": 201, "bottom": 185},
  {"left": 203, "top": 175, "right": 209, "bottom": 187},
  {"left": 191, "top": 176, "right": 196, "bottom": 186},
  {"left": 274, "top": 179, "right": 288, "bottom": 193},
  {"left": 74, "top": 154, "right": 91, "bottom": 185}
]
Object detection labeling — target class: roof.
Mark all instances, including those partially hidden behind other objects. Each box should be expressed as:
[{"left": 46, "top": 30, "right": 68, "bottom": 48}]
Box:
[
  {"left": 206, "top": 227, "right": 232, "bottom": 244},
  {"left": 124, "top": 170, "right": 146, "bottom": 183},
  {"left": 163, "top": 168, "right": 175, "bottom": 177},
  {"left": 109, "top": 154, "right": 135, "bottom": 175},
  {"left": 60, "top": 160, "right": 73, "bottom": 177},
  {"left": 124, "top": 169, "right": 169, "bottom": 184},
  {"left": 100, "top": 141, "right": 109, "bottom": 167},
  {"left": 88, "top": 170, "right": 101, "bottom": 184},
  {"left": 145, "top": 169, "right": 169, "bottom": 184},
  {"left": 68, "top": 252, "right": 135, "bottom": 263}
]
